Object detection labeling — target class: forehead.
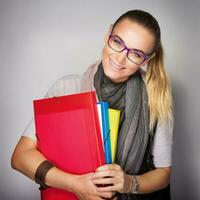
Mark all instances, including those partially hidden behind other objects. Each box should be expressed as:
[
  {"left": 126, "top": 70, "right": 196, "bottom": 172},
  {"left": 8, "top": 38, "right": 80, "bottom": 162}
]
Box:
[{"left": 112, "top": 19, "right": 155, "bottom": 53}]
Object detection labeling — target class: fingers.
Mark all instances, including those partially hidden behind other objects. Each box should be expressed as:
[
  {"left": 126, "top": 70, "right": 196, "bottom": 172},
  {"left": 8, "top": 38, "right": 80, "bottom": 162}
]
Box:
[
  {"left": 93, "top": 164, "right": 122, "bottom": 180},
  {"left": 75, "top": 172, "right": 116, "bottom": 200},
  {"left": 93, "top": 164, "right": 125, "bottom": 193},
  {"left": 93, "top": 170, "right": 118, "bottom": 179},
  {"left": 93, "top": 176, "right": 121, "bottom": 193},
  {"left": 97, "top": 185, "right": 117, "bottom": 192},
  {"left": 97, "top": 191, "right": 116, "bottom": 199},
  {"left": 93, "top": 177, "right": 116, "bottom": 185},
  {"left": 93, "top": 164, "right": 128, "bottom": 194},
  {"left": 96, "top": 164, "right": 121, "bottom": 172}
]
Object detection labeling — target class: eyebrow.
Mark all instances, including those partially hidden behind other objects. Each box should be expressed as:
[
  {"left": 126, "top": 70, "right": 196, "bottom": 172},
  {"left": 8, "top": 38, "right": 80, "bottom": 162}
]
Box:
[{"left": 112, "top": 34, "right": 147, "bottom": 56}]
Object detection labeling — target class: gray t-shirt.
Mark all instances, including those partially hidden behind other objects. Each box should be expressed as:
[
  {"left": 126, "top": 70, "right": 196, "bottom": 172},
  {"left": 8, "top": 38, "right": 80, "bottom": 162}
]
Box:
[{"left": 22, "top": 74, "right": 173, "bottom": 168}]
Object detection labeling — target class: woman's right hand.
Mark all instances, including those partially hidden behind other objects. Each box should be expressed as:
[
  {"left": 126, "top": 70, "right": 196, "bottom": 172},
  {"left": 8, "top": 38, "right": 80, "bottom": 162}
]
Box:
[{"left": 71, "top": 172, "right": 116, "bottom": 200}]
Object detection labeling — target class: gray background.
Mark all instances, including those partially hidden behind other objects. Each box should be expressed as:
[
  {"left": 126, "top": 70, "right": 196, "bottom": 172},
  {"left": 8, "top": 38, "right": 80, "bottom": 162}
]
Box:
[{"left": 0, "top": 0, "right": 200, "bottom": 199}]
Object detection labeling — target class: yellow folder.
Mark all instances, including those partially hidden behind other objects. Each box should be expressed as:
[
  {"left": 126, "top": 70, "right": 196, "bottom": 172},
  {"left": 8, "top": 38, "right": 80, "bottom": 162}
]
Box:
[{"left": 108, "top": 108, "right": 120, "bottom": 163}]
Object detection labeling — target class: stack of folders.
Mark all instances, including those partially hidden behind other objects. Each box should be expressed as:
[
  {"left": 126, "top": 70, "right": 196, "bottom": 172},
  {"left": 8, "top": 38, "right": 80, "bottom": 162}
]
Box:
[
  {"left": 97, "top": 102, "right": 121, "bottom": 164},
  {"left": 33, "top": 91, "right": 120, "bottom": 200}
]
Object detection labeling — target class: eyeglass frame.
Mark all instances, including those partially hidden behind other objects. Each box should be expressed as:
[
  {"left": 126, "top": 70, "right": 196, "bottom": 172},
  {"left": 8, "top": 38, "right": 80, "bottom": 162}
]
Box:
[{"left": 108, "top": 34, "right": 154, "bottom": 65}]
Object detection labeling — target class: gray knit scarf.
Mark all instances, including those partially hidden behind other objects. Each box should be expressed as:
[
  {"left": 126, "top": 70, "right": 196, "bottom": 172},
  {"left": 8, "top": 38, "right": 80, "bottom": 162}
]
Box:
[{"left": 80, "top": 61, "right": 149, "bottom": 175}]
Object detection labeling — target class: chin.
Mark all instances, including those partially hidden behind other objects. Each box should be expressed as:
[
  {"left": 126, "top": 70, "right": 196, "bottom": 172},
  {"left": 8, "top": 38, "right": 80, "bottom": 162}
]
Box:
[
  {"left": 102, "top": 59, "right": 128, "bottom": 83},
  {"left": 103, "top": 66, "right": 127, "bottom": 83}
]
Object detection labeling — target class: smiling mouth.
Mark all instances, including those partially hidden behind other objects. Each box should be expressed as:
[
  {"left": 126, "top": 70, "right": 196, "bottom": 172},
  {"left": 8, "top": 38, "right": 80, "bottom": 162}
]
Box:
[{"left": 109, "top": 59, "right": 125, "bottom": 70}]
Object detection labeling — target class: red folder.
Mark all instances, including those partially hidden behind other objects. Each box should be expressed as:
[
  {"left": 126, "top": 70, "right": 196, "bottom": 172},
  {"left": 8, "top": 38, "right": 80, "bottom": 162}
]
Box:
[{"left": 33, "top": 91, "right": 105, "bottom": 200}]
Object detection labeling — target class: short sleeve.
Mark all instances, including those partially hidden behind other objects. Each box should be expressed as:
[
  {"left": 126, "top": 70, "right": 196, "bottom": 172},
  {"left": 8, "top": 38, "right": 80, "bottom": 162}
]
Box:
[
  {"left": 151, "top": 120, "right": 173, "bottom": 167},
  {"left": 22, "top": 118, "right": 36, "bottom": 140},
  {"left": 21, "top": 74, "right": 82, "bottom": 140}
]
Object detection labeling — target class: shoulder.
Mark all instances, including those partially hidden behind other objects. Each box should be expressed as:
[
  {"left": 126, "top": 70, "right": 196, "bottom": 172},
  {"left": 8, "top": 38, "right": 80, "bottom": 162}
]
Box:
[
  {"left": 56, "top": 74, "right": 82, "bottom": 87},
  {"left": 46, "top": 60, "right": 101, "bottom": 97},
  {"left": 82, "top": 60, "right": 101, "bottom": 77},
  {"left": 45, "top": 74, "right": 83, "bottom": 98}
]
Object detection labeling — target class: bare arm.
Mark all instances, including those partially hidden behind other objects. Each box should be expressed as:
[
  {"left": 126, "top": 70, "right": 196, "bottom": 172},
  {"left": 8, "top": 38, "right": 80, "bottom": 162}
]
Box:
[
  {"left": 135, "top": 166, "right": 171, "bottom": 194},
  {"left": 11, "top": 136, "right": 76, "bottom": 192}
]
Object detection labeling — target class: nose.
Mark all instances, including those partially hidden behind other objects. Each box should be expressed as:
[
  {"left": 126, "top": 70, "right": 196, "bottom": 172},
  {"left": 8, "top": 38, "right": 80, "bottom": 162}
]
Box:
[{"left": 116, "top": 49, "right": 127, "bottom": 63}]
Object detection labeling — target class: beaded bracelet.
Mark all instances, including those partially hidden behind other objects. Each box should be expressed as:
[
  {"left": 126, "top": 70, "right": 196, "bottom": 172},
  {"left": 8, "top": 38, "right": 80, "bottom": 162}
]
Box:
[{"left": 130, "top": 175, "right": 139, "bottom": 194}]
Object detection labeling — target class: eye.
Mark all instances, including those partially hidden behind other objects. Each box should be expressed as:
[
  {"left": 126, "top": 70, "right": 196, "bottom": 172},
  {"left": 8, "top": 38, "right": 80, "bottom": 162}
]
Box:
[
  {"left": 108, "top": 36, "right": 124, "bottom": 52},
  {"left": 129, "top": 50, "right": 142, "bottom": 58},
  {"left": 134, "top": 52, "right": 142, "bottom": 58},
  {"left": 113, "top": 38, "right": 122, "bottom": 45}
]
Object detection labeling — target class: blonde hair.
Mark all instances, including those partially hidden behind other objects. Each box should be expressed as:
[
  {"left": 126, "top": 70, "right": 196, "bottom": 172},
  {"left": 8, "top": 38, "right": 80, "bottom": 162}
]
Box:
[
  {"left": 146, "top": 43, "right": 173, "bottom": 130},
  {"left": 113, "top": 10, "right": 173, "bottom": 130}
]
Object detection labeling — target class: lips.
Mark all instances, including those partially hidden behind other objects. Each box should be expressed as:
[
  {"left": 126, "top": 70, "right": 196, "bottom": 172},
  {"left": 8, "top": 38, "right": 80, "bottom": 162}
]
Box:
[{"left": 109, "top": 58, "right": 124, "bottom": 70}]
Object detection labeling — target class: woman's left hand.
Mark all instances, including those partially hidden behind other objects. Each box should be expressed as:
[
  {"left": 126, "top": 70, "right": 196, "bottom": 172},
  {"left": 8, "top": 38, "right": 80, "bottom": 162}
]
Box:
[{"left": 92, "top": 164, "right": 132, "bottom": 194}]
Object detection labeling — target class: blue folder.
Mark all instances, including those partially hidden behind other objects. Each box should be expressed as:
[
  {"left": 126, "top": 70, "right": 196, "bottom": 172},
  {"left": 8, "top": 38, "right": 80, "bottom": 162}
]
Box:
[{"left": 98, "top": 102, "right": 112, "bottom": 164}]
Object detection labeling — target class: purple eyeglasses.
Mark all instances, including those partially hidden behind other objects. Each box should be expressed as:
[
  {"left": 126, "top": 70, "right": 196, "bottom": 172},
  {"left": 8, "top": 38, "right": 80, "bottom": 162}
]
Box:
[{"left": 108, "top": 35, "right": 153, "bottom": 65}]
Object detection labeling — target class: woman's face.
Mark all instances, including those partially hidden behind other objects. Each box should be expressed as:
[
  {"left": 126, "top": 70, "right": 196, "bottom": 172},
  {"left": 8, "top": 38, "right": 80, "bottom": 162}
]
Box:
[{"left": 102, "top": 19, "right": 155, "bottom": 83}]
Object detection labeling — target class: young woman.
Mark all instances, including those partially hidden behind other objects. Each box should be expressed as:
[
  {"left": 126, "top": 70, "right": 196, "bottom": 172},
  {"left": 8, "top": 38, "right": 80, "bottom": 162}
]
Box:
[{"left": 11, "top": 10, "right": 173, "bottom": 200}]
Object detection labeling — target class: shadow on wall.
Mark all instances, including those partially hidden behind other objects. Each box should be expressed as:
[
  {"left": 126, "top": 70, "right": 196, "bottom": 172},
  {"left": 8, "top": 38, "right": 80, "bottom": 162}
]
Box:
[{"left": 171, "top": 80, "right": 199, "bottom": 200}]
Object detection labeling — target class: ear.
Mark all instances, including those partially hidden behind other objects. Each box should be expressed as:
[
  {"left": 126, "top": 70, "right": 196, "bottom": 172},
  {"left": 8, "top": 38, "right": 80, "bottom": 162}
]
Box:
[{"left": 104, "top": 24, "right": 113, "bottom": 44}]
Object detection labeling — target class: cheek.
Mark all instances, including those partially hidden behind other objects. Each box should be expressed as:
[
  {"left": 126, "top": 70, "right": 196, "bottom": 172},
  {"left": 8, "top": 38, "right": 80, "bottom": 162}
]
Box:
[
  {"left": 102, "top": 46, "right": 112, "bottom": 59},
  {"left": 101, "top": 47, "right": 107, "bottom": 66},
  {"left": 126, "top": 66, "right": 139, "bottom": 75},
  {"left": 102, "top": 47, "right": 107, "bottom": 59},
  {"left": 101, "top": 46, "right": 113, "bottom": 68},
  {"left": 124, "top": 61, "right": 143, "bottom": 77}
]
